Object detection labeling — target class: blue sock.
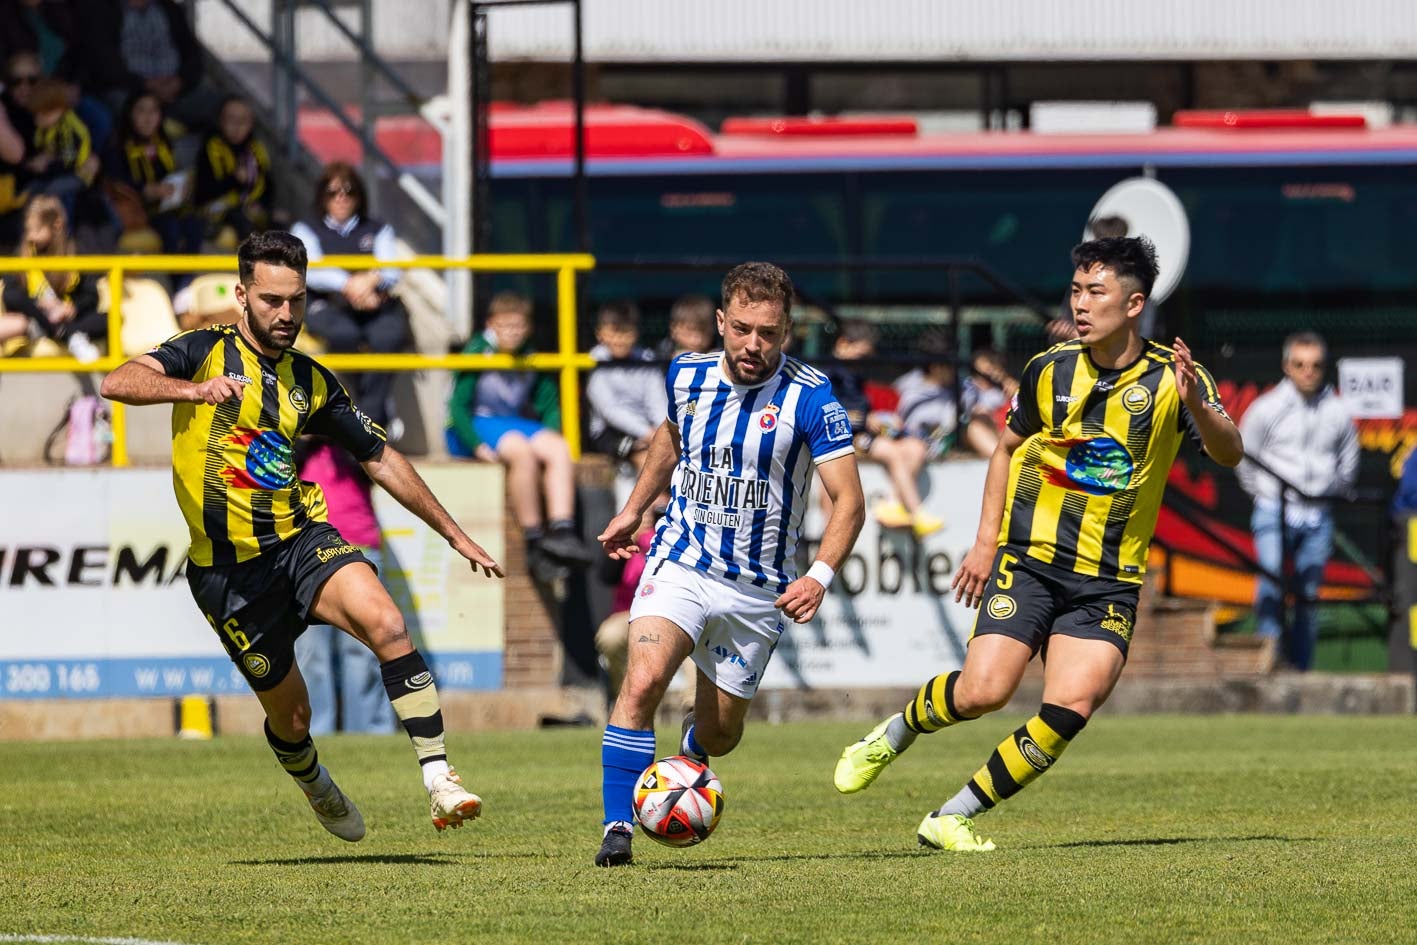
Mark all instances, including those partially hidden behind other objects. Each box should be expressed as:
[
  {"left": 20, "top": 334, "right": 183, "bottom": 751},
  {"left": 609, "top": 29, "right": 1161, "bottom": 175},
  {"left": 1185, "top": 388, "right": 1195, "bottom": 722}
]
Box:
[
  {"left": 601, "top": 724, "right": 656, "bottom": 825},
  {"left": 682, "top": 724, "right": 707, "bottom": 762}
]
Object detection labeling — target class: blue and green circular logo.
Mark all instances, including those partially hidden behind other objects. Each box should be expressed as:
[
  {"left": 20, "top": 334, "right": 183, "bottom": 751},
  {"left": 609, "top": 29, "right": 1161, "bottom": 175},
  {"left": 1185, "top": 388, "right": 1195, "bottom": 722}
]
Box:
[{"left": 1064, "top": 436, "right": 1134, "bottom": 495}]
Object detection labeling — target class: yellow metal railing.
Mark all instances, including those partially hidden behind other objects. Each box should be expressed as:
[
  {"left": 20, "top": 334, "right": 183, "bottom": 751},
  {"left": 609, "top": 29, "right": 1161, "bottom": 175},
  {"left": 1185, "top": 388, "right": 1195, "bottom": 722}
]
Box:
[{"left": 0, "top": 253, "right": 596, "bottom": 467}]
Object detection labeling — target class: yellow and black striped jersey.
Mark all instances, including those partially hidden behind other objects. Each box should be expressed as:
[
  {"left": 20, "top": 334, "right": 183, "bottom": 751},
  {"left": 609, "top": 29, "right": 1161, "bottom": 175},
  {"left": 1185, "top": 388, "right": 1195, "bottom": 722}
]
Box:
[
  {"left": 147, "top": 326, "right": 386, "bottom": 567},
  {"left": 1001, "top": 339, "right": 1230, "bottom": 584}
]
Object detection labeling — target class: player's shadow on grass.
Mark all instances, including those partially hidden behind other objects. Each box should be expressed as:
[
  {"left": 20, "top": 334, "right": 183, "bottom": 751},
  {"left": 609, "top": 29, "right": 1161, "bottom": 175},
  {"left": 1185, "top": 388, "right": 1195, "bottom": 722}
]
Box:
[
  {"left": 233, "top": 853, "right": 462, "bottom": 866},
  {"left": 1051, "top": 834, "right": 1311, "bottom": 849}
]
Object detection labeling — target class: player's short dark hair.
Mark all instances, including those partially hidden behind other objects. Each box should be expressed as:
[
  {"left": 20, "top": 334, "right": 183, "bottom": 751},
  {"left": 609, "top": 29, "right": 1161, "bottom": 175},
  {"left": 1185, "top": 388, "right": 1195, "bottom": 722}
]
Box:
[
  {"left": 1071, "top": 236, "right": 1159, "bottom": 299},
  {"left": 721, "top": 262, "right": 794, "bottom": 319},
  {"left": 597, "top": 299, "right": 640, "bottom": 331},
  {"left": 238, "top": 230, "right": 308, "bottom": 284}
]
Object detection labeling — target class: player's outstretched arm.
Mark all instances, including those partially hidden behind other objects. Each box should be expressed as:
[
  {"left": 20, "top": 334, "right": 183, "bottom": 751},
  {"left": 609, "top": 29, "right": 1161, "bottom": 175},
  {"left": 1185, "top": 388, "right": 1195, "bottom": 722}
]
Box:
[
  {"left": 951, "top": 426, "right": 1026, "bottom": 608},
  {"left": 775, "top": 453, "right": 865, "bottom": 624},
  {"left": 100, "top": 354, "right": 246, "bottom": 406},
  {"left": 362, "top": 444, "right": 505, "bottom": 578},
  {"left": 599, "top": 420, "right": 680, "bottom": 560},
  {"left": 1173, "top": 337, "right": 1244, "bottom": 467}
]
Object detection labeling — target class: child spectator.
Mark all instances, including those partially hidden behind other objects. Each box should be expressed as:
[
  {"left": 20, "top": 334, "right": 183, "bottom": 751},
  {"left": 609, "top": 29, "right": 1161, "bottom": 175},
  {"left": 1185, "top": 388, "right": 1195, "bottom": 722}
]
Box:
[
  {"left": 968, "top": 346, "right": 1019, "bottom": 429},
  {"left": 655, "top": 292, "right": 715, "bottom": 359},
  {"left": 24, "top": 76, "right": 103, "bottom": 227},
  {"left": 104, "top": 90, "right": 199, "bottom": 255},
  {"left": 894, "top": 328, "right": 999, "bottom": 459},
  {"left": 292, "top": 161, "right": 411, "bottom": 431},
  {"left": 193, "top": 95, "right": 270, "bottom": 249},
  {"left": 291, "top": 439, "right": 396, "bottom": 736},
  {"left": 3, "top": 194, "right": 104, "bottom": 360},
  {"left": 825, "top": 319, "right": 942, "bottom": 538},
  {"left": 446, "top": 290, "right": 593, "bottom": 579},
  {"left": 585, "top": 299, "right": 667, "bottom": 471}
]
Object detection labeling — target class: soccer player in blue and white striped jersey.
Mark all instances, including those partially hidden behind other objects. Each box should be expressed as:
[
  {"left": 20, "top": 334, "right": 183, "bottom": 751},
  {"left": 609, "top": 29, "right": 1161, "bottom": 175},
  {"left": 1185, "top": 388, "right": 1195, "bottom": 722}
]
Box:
[{"left": 592, "top": 262, "right": 866, "bottom": 866}]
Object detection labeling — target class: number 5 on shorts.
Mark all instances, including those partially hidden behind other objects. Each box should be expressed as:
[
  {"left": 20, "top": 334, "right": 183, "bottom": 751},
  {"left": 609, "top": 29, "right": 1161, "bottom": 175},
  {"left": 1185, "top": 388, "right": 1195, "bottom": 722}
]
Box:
[{"left": 996, "top": 553, "right": 1019, "bottom": 590}]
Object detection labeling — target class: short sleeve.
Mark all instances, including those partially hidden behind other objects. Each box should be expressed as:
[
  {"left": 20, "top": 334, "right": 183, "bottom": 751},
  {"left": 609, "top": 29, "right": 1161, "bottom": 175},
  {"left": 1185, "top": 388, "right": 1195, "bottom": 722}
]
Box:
[
  {"left": 1005, "top": 354, "right": 1046, "bottom": 437},
  {"left": 304, "top": 366, "right": 387, "bottom": 462},
  {"left": 146, "top": 329, "right": 221, "bottom": 380},
  {"left": 797, "top": 382, "right": 856, "bottom": 465},
  {"left": 664, "top": 356, "right": 681, "bottom": 425},
  {"left": 1177, "top": 360, "right": 1232, "bottom": 449}
]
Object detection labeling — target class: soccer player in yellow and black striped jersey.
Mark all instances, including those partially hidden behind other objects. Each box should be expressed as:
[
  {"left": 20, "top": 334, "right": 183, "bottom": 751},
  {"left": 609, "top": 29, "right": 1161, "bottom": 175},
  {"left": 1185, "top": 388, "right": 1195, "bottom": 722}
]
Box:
[
  {"left": 102, "top": 231, "right": 505, "bottom": 841},
  {"left": 833, "top": 236, "right": 1243, "bottom": 851}
]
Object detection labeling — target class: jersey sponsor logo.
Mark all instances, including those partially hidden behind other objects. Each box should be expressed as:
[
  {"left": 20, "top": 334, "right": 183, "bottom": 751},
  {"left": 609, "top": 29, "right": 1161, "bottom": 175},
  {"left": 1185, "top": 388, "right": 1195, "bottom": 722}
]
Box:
[
  {"left": 243, "top": 653, "right": 271, "bottom": 678},
  {"left": 227, "top": 371, "right": 253, "bottom": 385},
  {"left": 823, "top": 403, "right": 852, "bottom": 442},
  {"left": 1018, "top": 735, "right": 1054, "bottom": 771},
  {"left": 708, "top": 643, "right": 749, "bottom": 669},
  {"left": 1055, "top": 394, "right": 1079, "bottom": 404},
  {"left": 1099, "top": 602, "right": 1135, "bottom": 642},
  {"left": 986, "top": 594, "right": 1016, "bottom": 619},
  {"left": 316, "top": 542, "right": 359, "bottom": 564},
  {"left": 406, "top": 671, "right": 433, "bottom": 690},
  {"left": 678, "top": 467, "right": 771, "bottom": 510},
  {"left": 1055, "top": 435, "right": 1134, "bottom": 496},
  {"left": 692, "top": 507, "right": 742, "bottom": 529},
  {"left": 1094, "top": 380, "right": 1114, "bottom": 392},
  {"left": 219, "top": 428, "right": 296, "bottom": 490},
  {"left": 759, "top": 403, "right": 780, "bottom": 432},
  {"left": 352, "top": 406, "right": 375, "bottom": 433},
  {"left": 288, "top": 386, "right": 309, "bottom": 413},
  {"left": 1121, "top": 384, "right": 1152, "bottom": 414}
]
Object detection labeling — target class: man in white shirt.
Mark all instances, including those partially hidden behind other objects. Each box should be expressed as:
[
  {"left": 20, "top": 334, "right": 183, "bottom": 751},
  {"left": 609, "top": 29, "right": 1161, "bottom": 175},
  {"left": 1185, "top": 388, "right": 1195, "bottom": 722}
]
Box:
[{"left": 1237, "top": 332, "right": 1359, "bottom": 671}]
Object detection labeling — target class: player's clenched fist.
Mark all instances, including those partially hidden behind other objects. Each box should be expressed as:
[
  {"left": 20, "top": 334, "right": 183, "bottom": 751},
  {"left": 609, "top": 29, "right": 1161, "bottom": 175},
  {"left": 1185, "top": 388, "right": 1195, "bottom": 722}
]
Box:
[
  {"left": 775, "top": 575, "right": 826, "bottom": 624},
  {"left": 192, "top": 375, "right": 247, "bottom": 404}
]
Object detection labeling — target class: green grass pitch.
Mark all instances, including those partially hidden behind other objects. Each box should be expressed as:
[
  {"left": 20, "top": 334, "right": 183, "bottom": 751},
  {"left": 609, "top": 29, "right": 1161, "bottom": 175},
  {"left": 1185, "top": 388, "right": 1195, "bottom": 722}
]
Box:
[{"left": 2, "top": 715, "right": 1415, "bottom": 945}]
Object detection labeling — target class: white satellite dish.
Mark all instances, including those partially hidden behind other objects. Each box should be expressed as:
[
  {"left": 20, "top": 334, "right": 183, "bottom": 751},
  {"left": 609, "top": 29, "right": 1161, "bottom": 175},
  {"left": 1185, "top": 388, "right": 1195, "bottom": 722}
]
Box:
[{"left": 1084, "top": 177, "right": 1190, "bottom": 304}]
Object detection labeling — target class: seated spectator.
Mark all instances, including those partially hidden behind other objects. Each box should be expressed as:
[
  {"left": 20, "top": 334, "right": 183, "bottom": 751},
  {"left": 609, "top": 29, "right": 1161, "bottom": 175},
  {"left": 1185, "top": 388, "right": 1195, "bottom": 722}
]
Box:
[
  {"left": 446, "top": 290, "right": 593, "bottom": 580},
  {"left": 104, "top": 90, "right": 199, "bottom": 255},
  {"left": 80, "top": 0, "right": 205, "bottom": 125},
  {"left": 968, "top": 346, "right": 1019, "bottom": 428},
  {"left": 894, "top": 328, "right": 998, "bottom": 460},
  {"left": 3, "top": 194, "right": 104, "bottom": 360},
  {"left": 24, "top": 76, "right": 106, "bottom": 233},
  {"left": 291, "top": 438, "right": 396, "bottom": 736},
  {"left": 292, "top": 161, "right": 409, "bottom": 430},
  {"left": 825, "top": 319, "right": 941, "bottom": 538},
  {"left": 193, "top": 95, "right": 270, "bottom": 249},
  {"left": 655, "top": 292, "right": 715, "bottom": 359},
  {"left": 585, "top": 299, "right": 666, "bottom": 471},
  {"left": 0, "top": 65, "right": 28, "bottom": 245},
  {"left": 0, "top": 290, "right": 26, "bottom": 351}
]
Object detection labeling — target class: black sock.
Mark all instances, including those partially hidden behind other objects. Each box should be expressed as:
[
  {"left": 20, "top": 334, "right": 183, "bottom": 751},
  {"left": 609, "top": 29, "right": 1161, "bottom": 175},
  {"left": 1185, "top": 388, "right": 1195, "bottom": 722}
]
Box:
[{"left": 548, "top": 518, "right": 576, "bottom": 534}]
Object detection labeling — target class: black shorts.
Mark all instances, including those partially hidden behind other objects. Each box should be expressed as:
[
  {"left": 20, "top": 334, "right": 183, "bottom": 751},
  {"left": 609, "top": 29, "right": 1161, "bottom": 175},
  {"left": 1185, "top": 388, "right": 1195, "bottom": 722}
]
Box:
[
  {"left": 186, "top": 522, "right": 373, "bottom": 691},
  {"left": 588, "top": 426, "right": 640, "bottom": 460},
  {"left": 970, "top": 545, "right": 1141, "bottom": 658}
]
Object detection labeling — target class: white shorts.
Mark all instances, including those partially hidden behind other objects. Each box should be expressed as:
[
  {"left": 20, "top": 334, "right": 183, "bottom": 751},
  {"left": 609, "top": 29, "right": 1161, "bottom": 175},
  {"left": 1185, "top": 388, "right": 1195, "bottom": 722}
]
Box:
[{"left": 629, "top": 558, "right": 784, "bottom": 699}]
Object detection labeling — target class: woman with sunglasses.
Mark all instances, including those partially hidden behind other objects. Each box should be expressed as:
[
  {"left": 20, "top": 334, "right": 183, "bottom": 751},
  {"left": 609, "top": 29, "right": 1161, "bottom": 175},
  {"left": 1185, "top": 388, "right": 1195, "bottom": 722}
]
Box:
[{"left": 290, "top": 161, "right": 411, "bottom": 433}]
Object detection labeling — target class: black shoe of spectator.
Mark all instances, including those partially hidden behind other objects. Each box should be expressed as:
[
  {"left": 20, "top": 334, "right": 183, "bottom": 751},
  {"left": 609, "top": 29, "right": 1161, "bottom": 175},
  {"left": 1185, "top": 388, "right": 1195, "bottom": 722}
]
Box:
[
  {"left": 527, "top": 544, "right": 571, "bottom": 584},
  {"left": 538, "top": 528, "right": 597, "bottom": 567}
]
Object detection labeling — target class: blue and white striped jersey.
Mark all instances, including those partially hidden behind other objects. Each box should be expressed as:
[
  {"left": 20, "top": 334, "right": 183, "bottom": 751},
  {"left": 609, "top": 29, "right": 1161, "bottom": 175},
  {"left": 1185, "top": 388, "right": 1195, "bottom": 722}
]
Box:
[{"left": 647, "top": 351, "right": 855, "bottom": 593}]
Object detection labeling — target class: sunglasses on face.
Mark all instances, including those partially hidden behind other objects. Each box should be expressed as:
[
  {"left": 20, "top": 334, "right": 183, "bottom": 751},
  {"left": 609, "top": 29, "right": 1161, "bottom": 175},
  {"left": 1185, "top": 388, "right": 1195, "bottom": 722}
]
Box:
[
  {"left": 325, "top": 184, "right": 355, "bottom": 198},
  {"left": 1289, "top": 360, "right": 1325, "bottom": 370}
]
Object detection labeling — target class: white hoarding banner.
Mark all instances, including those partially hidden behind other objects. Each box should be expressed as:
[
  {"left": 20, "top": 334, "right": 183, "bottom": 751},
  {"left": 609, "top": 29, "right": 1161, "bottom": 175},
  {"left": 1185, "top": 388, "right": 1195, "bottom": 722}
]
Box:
[
  {"left": 0, "top": 466, "right": 504, "bottom": 700},
  {"left": 1337, "top": 357, "right": 1404, "bottom": 419},
  {"left": 762, "top": 459, "right": 988, "bottom": 689}
]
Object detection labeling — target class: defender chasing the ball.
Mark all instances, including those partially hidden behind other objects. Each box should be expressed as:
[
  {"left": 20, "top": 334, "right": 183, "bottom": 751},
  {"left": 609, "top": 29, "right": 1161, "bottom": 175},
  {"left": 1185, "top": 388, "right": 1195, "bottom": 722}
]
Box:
[
  {"left": 834, "top": 237, "right": 1243, "bottom": 851},
  {"left": 102, "top": 231, "right": 503, "bottom": 841},
  {"left": 594, "top": 262, "right": 866, "bottom": 866}
]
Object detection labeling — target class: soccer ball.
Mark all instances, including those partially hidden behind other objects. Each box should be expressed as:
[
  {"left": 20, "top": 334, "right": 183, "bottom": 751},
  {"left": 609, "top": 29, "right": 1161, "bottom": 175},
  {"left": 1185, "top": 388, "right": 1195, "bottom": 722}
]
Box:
[{"left": 632, "top": 756, "right": 724, "bottom": 847}]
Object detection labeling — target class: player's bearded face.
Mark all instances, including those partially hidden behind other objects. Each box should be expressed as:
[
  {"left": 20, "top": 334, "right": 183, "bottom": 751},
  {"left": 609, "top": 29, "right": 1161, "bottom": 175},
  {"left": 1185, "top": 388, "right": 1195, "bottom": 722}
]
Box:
[
  {"left": 718, "top": 297, "right": 788, "bottom": 386},
  {"left": 238, "top": 262, "right": 307, "bottom": 353},
  {"left": 1070, "top": 263, "right": 1141, "bottom": 345}
]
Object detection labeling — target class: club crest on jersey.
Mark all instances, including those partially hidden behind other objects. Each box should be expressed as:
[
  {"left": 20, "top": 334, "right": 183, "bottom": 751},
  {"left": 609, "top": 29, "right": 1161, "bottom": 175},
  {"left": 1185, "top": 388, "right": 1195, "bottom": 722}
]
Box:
[
  {"left": 759, "top": 403, "right": 780, "bottom": 432},
  {"left": 288, "top": 386, "right": 309, "bottom": 413},
  {"left": 1121, "top": 385, "right": 1152, "bottom": 414}
]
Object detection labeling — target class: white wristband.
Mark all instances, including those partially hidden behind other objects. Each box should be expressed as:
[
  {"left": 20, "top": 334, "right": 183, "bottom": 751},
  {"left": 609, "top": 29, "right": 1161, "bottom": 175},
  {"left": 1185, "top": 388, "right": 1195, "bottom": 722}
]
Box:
[{"left": 806, "top": 561, "right": 835, "bottom": 589}]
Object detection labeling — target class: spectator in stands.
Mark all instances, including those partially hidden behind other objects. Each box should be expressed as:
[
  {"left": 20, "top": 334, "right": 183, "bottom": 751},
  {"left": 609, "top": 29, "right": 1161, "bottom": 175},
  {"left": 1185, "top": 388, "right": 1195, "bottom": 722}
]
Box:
[
  {"left": 292, "top": 161, "right": 410, "bottom": 431},
  {"left": 894, "top": 328, "right": 998, "bottom": 460},
  {"left": 0, "top": 1, "right": 78, "bottom": 80},
  {"left": 292, "top": 438, "right": 396, "bottom": 736},
  {"left": 446, "top": 290, "right": 594, "bottom": 580},
  {"left": 1237, "top": 331, "right": 1359, "bottom": 672},
  {"left": 104, "top": 90, "right": 199, "bottom": 255},
  {"left": 655, "top": 293, "right": 715, "bottom": 359},
  {"left": 968, "top": 346, "right": 1019, "bottom": 428},
  {"left": 586, "top": 299, "right": 666, "bottom": 472},
  {"left": 193, "top": 95, "right": 270, "bottom": 249},
  {"left": 3, "top": 194, "right": 104, "bottom": 360},
  {"left": 23, "top": 77, "right": 102, "bottom": 225},
  {"left": 79, "top": 0, "right": 204, "bottom": 122},
  {"left": 825, "top": 319, "right": 941, "bottom": 538}
]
